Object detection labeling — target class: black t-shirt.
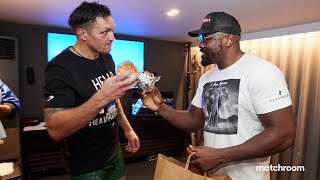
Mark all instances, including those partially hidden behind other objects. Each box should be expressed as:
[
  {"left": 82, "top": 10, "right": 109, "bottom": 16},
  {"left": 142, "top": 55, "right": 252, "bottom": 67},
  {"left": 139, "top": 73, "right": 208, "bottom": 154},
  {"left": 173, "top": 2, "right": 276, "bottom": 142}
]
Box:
[{"left": 44, "top": 47, "right": 120, "bottom": 174}]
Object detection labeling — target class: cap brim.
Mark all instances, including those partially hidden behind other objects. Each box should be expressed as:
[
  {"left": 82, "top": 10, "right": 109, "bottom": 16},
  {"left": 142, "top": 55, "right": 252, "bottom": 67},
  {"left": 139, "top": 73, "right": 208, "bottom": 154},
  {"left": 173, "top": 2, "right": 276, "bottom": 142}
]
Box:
[{"left": 188, "top": 29, "right": 215, "bottom": 37}]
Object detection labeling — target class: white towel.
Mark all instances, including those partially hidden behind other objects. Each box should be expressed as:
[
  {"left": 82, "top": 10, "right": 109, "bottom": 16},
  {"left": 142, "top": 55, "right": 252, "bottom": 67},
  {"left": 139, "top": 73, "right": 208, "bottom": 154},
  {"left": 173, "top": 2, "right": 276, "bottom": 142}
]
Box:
[
  {"left": 23, "top": 122, "right": 47, "bottom": 131},
  {"left": 0, "top": 162, "right": 14, "bottom": 176}
]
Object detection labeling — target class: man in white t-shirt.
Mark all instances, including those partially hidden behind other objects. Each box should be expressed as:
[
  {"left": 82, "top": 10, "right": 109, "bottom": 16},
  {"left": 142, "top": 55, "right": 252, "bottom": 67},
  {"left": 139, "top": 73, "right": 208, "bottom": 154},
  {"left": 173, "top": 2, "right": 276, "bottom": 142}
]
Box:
[{"left": 141, "top": 12, "right": 296, "bottom": 180}]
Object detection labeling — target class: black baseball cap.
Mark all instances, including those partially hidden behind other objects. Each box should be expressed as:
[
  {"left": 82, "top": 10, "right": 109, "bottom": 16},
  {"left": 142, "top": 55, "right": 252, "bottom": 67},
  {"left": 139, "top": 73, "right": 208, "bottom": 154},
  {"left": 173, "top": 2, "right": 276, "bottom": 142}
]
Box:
[{"left": 188, "top": 12, "right": 241, "bottom": 37}]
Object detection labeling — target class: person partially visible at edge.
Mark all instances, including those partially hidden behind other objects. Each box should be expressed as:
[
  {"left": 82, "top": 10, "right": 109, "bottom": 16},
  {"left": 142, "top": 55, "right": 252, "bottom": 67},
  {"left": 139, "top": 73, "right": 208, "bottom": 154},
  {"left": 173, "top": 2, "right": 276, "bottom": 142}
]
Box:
[
  {"left": 140, "top": 12, "right": 296, "bottom": 180},
  {"left": 0, "top": 79, "right": 21, "bottom": 140},
  {"left": 43, "top": 1, "right": 140, "bottom": 179}
]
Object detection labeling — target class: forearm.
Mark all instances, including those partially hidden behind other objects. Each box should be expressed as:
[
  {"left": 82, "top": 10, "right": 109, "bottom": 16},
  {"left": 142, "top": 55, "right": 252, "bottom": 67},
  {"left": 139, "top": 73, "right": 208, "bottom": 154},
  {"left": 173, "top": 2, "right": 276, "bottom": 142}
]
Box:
[
  {"left": 0, "top": 104, "right": 13, "bottom": 118},
  {"left": 157, "top": 104, "right": 203, "bottom": 132},
  {"left": 45, "top": 91, "right": 111, "bottom": 141},
  {"left": 116, "top": 99, "right": 133, "bottom": 133},
  {"left": 224, "top": 107, "right": 296, "bottom": 163},
  {"left": 117, "top": 116, "right": 133, "bottom": 133},
  {"left": 223, "top": 127, "right": 295, "bottom": 163}
]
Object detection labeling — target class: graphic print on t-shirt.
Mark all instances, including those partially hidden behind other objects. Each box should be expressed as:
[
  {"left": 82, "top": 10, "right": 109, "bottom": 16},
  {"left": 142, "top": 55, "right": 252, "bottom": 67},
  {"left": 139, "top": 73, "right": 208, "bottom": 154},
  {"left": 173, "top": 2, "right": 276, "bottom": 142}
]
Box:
[
  {"left": 88, "top": 71, "right": 117, "bottom": 127},
  {"left": 202, "top": 79, "right": 240, "bottom": 134}
]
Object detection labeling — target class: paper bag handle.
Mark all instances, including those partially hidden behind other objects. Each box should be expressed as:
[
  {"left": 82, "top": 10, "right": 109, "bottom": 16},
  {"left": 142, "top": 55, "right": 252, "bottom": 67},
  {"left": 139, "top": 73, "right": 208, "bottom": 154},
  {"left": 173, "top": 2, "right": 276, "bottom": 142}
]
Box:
[
  {"left": 185, "top": 152, "right": 208, "bottom": 177},
  {"left": 185, "top": 152, "right": 195, "bottom": 170}
]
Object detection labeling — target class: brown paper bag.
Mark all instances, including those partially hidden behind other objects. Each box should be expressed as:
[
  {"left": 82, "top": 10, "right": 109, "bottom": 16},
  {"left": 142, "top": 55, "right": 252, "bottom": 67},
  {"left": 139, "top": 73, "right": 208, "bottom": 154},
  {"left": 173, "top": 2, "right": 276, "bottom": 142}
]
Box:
[{"left": 154, "top": 154, "right": 231, "bottom": 180}]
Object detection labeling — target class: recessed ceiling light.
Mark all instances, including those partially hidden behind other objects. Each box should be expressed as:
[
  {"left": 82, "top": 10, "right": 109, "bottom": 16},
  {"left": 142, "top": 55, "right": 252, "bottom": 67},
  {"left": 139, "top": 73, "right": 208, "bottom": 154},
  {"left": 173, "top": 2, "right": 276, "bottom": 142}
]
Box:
[{"left": 166, "top": 9, "right": 181, "bottom": 17}]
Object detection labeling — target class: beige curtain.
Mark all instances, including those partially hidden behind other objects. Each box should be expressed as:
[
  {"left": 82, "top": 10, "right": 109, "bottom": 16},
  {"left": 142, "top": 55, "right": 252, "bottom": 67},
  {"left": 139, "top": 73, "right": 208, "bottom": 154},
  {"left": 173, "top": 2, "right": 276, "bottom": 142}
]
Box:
[{"left": 184, "top": 31, "right": 320, "bottom": 180}]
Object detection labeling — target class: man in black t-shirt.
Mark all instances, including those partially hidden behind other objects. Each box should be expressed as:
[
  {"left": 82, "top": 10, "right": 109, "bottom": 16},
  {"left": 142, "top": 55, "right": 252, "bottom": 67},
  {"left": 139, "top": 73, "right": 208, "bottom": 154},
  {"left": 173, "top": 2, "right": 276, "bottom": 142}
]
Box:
[{"left": 43, "top": 2, "right": 140, "bottom": 179}]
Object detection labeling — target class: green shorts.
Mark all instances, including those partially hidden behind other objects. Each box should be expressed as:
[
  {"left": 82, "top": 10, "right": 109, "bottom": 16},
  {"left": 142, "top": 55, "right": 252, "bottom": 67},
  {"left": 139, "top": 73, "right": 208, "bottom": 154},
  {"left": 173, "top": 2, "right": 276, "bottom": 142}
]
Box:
[{"left": 71, "top": 151, "right": 125, "bottom": 180}]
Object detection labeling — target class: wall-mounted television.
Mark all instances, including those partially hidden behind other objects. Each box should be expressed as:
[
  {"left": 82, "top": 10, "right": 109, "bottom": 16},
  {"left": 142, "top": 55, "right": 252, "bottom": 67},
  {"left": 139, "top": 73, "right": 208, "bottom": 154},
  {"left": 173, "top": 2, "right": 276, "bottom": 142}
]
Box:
[
  {"left": 131, "top": 89, "right": 173, "bottom": 116},
  {"left": 47, "top": 32, "right": 144, "bottom": 72}
]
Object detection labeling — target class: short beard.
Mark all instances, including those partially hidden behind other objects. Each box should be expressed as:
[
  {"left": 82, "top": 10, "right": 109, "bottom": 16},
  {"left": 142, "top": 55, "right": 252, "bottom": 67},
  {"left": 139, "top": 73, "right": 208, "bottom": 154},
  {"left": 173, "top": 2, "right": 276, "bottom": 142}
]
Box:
[
  {"left": 200, "top": 48, "right": 212, "bottom": 66},
  {"left": 200, "top": 41, "right": 224, "bottom": 67}
]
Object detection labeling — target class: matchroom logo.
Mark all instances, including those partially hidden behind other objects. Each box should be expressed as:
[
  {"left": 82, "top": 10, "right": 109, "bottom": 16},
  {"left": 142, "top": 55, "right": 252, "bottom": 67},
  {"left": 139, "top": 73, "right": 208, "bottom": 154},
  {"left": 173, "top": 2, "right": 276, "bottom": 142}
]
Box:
[{"left": 256, "top": 164, "right": 305, "bottom": 172}]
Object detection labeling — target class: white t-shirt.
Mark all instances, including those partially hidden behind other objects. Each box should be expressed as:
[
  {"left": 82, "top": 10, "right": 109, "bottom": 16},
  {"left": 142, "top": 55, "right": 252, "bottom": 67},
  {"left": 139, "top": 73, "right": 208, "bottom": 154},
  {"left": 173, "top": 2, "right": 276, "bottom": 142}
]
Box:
[{"left": 191, "top": 54, "right": 292, "bottom": 180}]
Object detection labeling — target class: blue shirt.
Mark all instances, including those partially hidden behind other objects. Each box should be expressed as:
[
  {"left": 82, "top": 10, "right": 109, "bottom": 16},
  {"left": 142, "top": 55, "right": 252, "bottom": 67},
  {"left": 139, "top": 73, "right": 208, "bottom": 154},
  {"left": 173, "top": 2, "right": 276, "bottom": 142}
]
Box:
[
  {"left": 0, "top": 79, "right": 21, "bottom": 112},
  {"left": 0, "top": 79, "right": 21, "bottom": 139}
]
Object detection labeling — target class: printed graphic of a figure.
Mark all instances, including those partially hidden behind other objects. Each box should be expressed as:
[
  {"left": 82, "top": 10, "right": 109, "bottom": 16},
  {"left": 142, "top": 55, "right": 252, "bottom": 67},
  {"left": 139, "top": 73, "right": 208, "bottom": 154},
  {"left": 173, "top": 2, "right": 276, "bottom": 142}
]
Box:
[{"left": 205, "top": 86, "right": 229, "bottom": 126}]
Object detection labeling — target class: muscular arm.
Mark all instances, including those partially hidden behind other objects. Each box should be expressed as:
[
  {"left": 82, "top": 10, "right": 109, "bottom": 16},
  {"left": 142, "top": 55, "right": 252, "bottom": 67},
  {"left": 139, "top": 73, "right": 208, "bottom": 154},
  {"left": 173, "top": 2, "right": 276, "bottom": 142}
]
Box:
[
  {"left": 115, "top": 98, "right": 140, "bottom": 153},
  {"left": 225, "top": 106, "right": 296, "bottom": 161},
  {"left": 190, "top": 106, "right": 296, "bottom": 170},
  {"left": 157, "top": 104, "right": 205, "bottom": 132},
  {"left": 44, "top": 91, "right": 111, "bottom": 141},
  {"left": 116, "top": 98, "right": 133, "bottom": 133},
  {"left": 44, "top": 73, "right": 137, "bottom": 141},
  {"left": 141, "top": 86, "right": 205, "bottom": 132}
]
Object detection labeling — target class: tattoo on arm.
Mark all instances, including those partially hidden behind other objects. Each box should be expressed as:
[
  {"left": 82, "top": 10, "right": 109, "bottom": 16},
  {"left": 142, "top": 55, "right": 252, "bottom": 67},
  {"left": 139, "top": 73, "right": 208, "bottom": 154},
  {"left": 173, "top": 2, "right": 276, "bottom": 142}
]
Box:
[{"left": 44, "top": 108, "right": 66, "bottom": 120}]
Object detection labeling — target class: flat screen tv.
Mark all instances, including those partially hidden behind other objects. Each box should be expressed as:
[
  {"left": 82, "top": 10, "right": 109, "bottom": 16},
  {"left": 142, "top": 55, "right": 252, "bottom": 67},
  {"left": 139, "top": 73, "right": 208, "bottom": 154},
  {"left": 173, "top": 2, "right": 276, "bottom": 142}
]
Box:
[
  {"left": 47, "top": 32, "right": 144, "bottom": 72},
  {"left": 131, "top": 89, "right": 174, "bottom": 116}
]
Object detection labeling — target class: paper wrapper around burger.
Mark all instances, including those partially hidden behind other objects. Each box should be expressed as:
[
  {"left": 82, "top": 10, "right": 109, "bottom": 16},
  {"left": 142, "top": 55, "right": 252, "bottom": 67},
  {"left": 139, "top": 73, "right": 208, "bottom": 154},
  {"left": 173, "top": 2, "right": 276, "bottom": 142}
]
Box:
[{"left": 137, "top": 71, "right": 161, "bottom": 92}]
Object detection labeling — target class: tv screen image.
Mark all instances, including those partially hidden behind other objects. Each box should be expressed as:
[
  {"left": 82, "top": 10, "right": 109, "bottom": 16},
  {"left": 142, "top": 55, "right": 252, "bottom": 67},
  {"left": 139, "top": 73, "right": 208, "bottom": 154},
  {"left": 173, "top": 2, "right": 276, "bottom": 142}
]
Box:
[
  {"left": 47, "top": 32, "right": 144, "bottom": 72},
  {"left": 131, "top": 90, "right": 173, "bottom": 116}
]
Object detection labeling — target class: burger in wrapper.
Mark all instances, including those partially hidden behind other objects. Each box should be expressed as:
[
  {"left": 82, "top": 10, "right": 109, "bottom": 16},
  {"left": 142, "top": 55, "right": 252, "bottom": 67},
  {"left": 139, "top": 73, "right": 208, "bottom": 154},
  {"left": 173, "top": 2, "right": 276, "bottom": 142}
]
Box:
[
  {"left": 117, "top": 61, "right": 138, "bottom": 79},
  {"left": 137, "top": 71, "right": 161, "bottom": 93},
  {"left": 117, "top": 61, "right": 160, "bottom": 92}
]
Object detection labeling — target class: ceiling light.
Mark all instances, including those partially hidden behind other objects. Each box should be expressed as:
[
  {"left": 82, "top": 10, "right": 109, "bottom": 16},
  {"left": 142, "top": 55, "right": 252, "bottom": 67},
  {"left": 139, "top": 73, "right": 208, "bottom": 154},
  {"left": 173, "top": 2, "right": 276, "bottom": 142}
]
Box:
[{"left": 166, "top": 9, "right": 181, "bottom": 17}]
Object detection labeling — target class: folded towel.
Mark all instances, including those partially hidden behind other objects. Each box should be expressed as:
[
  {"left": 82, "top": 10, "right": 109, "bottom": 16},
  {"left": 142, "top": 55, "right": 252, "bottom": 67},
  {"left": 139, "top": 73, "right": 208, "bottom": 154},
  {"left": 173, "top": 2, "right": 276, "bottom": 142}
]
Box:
[
  {"left": 0, "top": 162, "right": 14, "bottom": 176},
  {"left": 23, "top": 122, "right": 47, "bottom": 131}
]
